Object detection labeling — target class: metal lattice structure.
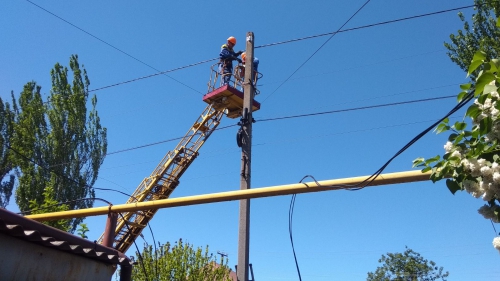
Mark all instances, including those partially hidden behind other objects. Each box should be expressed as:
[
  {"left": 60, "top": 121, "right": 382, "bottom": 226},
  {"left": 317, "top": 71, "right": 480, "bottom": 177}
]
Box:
[
  {"left": 98, "top": 63, "right": 261, "bottom": 253},
  {"left": 98, "top": 104, "right": 224, "bottom": 253}
]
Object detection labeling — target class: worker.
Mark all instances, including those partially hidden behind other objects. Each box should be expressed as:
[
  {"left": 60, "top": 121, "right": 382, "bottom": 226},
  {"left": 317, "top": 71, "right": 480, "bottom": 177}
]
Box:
[
  {"left": 241, "top": 52, "right": 259, "bottom": 85},
  {"left": 219, "top": 36, "right": 242, "bottom": 85}
]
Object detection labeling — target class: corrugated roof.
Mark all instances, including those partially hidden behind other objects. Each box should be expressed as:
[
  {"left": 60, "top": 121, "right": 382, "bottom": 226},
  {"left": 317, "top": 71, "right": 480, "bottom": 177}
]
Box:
[{"left": 0, "top": 208, "right": 130, "bottom": 266}]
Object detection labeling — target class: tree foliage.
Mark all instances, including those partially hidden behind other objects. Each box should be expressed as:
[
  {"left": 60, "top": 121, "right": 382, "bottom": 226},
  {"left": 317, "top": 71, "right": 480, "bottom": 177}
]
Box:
[
  {"left": 366, "top": 247, "right": 449, "bottom": 281},
  {"left": 131, "top": 239, "right": 233, "bottom": 281},
  {"left": 0, "top": 97, "right": 15, "bottom": 208},
  {"left": 444, "top": 0, "right": 500, "bottom": 77},
  {"left": 10, "top": 54, "right": 107, "bottom": 232},
  {"left": 415, "top": 1, "right": 500, "bottom": 251}
]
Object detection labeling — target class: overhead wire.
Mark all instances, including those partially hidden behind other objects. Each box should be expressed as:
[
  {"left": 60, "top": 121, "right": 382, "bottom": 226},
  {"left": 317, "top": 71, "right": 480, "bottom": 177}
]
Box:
[
  {"left": 45, "top": 4, "right": 474, "bottom": 94},
  {"left": 25, "top": 0, "right": 202, "bottom": 95},
  {"left": 254, "top": 5, "right": 475, "bottom": 49},
  {"left": 263, "top": 0, "right": 373, "bottom": 103},
  {"left": 257, "top": 95, "right": 456, "bottom": 123},
  {"left": 284, "top": 1, "right": 372, "bottom": 278}
]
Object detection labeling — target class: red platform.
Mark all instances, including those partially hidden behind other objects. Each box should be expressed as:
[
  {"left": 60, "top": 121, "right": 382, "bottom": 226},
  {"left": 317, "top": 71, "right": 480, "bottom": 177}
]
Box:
[{"left": 202, "top": 85, "right": 261, "bottom": 119}]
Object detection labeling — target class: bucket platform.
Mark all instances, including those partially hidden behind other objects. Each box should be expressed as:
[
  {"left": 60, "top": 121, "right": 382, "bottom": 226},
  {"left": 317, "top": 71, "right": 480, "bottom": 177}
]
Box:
[{"left": 202, "top": 84, "right": 261, "bottom": 119}]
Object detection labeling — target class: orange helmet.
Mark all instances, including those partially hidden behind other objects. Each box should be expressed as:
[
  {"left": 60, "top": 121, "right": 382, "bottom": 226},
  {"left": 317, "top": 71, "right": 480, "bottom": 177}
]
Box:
[
  {"left": 241, "top": 52, "right": 246, "bottom": 62},
  {"left": 227, "top": 36, "right": 236, "bottom": 45}
]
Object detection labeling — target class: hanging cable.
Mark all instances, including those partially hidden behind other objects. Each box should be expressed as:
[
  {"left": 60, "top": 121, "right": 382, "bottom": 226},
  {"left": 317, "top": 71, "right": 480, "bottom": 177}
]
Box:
[
  {"left": 25, "top": 0, "right": 202, "bottom": 95},
  {"left": 118, "top": 213, "right": 150, "bottom": 281},
  {"left": 254, "top": 5, "right": 474, "bottom": 49},
  {"left": 289, "top": 192, "right": 302, "bottom": 281},
  {"left": 32, "top": 4, "right": 472, "bottom": 93},
  {"left": 258, "top": 95, "right": 455, "bottom": 123},
  {"left": 88, "top": 58, "right": 217, "bottom": 93}
]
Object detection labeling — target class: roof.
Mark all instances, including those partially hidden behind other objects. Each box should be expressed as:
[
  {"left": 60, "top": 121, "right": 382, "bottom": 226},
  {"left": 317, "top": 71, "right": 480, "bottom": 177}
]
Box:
[{"left": 0, "top": 208, "right": 130, "bottom": 266}]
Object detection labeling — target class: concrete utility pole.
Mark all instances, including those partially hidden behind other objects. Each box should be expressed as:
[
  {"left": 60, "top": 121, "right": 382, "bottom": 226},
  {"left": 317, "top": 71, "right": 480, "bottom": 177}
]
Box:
[{"left": 238, "top": 31, "right": 255, "bottom": 281}]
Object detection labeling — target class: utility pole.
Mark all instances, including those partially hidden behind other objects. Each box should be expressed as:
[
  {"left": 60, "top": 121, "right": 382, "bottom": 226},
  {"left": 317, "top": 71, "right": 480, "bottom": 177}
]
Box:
[{"left": 237, "top": 31, "right": 255, "bottom": 281}]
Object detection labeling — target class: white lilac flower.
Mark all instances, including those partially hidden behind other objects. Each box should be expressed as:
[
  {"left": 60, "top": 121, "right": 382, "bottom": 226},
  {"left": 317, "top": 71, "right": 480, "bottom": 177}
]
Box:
[
  {"left": 478, "top": 205, "right": 496, "bottom": 220},
  {"left": 481, "top": 165, "right": 493, "bottom": 177},
  {"left": 491, "top": 107, "right": 499, "bottom": 118},
  {"left": 491, "top": 90, "right": 500, "bottom": 99},
  {"left": 444, "top": 141, "right": 453, "bottom": 153},
  {"left": 483, "top": 188, "right": 496, "bottom": 201},
  {"left": 451, "top": 150, "right": 462, "bottom": 160},
  {"left": 493, "top": 237, "right": 500, "bottom": 253},
  {"left": 462, "top": 159, "right": 471, "bottom": 171},
  {"left": 493, "top": 172, "right": 500, "bottom": 184},
  {"left": 464, "top": 180, "right": 477, "bottom": 193}
]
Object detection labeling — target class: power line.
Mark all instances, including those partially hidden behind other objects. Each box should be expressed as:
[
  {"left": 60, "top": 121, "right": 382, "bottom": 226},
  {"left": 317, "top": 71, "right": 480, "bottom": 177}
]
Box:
[
  {"left": 73, "top": 5, "right": 471, "bottom": 93},
  {"left": 257, "top": 95, "right": 455, "bottom": 122},
  {"left": 263, "top": 0, "right": 372, "bottom": 103},
  {"left": 254, "top": 5, "right": 475, "bottom": 49},
  {"left": 25, "top": 0, "right": 202, "bottom": 95},
  {"left": 89, "top": 58, "right": 218, "bottom": 92}
]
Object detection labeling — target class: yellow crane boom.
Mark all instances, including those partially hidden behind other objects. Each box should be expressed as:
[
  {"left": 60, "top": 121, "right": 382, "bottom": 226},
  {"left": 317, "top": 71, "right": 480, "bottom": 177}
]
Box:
[{"left": 99, "top": 64, "right": 261, "bottom": 253}]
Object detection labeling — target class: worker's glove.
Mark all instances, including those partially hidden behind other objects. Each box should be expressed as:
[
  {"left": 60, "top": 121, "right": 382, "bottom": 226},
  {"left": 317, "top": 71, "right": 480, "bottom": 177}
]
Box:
[
  {"left": 237, "top": 58, "right": 242, "bottom": 63},
  {"left": 235, "top": 51, "right": 243, "bottom": 56}
]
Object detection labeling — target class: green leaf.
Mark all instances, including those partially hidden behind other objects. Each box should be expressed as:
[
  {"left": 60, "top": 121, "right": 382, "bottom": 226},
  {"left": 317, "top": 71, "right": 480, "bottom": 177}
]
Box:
[
  {"left": 466, "top": 104, "right": 480, "bottom": 119},
  {"left": 473, "top": 50, "right": 487, "bottom": 61},
  {"left": 422, "top": 166, "right": 431, "bottom": 173},
  {"left": 442, "top": 117, "right": 449, "bottom": 124},
  {"left": 446, "top": 179, "right": 461, "bottom": 194},
  {"left": 412, "top": 157, "right": 425, "bottom": 168},
  {"left": 479, "top": 117, "right": 492, "bottom": 135},
  {"left": 460, "top": 83, "right": 472, "bottom": 90},
  {"left": 497, "top": 17, "right": 500, "bottom": 27},
  {"left": 425, "top": 155, "right": 440, "bottom": 165},
  {"left": 457, "top": 91, "right": 467, "bottom": 102},
  {"left": 468, "top": 59, "right": 484, "bottom": 76},
  {"left": 435, "top": 123, "right": 450, "bottom": 134},
  {"left": 448, "top": 133, "right": 458, "bottom": 141},
  {"left": 454, "top": 133, "right": 464, "bottom": 144},
  {"left": 483, "top": 84, "right": 498, "bottom": 95},
  {"left": 475, "top": 72, "right": 496, "bottom": 95},
  {"left": 453, "top": 121, "right": 466, "bottom": 131}
]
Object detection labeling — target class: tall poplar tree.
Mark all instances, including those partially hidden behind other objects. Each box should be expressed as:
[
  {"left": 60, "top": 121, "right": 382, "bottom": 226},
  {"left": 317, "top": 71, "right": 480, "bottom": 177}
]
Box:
[
  {"left": 444, "top": 0, "right": 500, "bottom": 75},
  {"left": 11, "top": 54, "right": 107, "bottom": 232},
  {"left": 0, "top": 97, "right": 15, "bottom": 208}
]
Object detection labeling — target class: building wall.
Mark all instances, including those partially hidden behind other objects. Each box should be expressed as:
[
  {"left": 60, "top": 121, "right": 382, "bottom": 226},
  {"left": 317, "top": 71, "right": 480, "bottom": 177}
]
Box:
[{"left": 0, "top": 233, "right": 115, "bottom": 281}]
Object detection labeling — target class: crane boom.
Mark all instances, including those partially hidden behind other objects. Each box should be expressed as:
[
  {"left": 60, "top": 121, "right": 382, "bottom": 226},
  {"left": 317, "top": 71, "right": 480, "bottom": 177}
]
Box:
[
  {"left": 100, "top": 104, "right": 223, "bottom": 253},
  {"left": 99, "top": 64, "right": 261, "bottom": 253}
]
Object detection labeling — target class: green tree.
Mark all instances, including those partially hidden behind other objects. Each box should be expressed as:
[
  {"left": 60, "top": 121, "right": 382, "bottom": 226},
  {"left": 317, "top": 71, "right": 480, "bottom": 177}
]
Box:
[
  {"left": 11, "top": 54, "right": 107, "bottom": 232},
  {"left": 414, "top": 0, "right": 500, "bottom": 251},
  {"left": 367, "top": 247, "right": 449, "bottom": 281},
  {"left": 444, "top": 0, "right": 500, "bottom": 76},
  {"left": 0, "top": 97, "right": 15, "bottom": 208},
  {"left": 131, "top": 239, "right": 233, "bottom": 281}
]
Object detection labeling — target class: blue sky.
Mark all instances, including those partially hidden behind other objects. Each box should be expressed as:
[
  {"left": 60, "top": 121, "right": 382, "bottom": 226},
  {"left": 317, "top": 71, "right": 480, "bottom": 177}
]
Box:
[{"left": 2, "top": 0, "right": 499, "bottom": 280}]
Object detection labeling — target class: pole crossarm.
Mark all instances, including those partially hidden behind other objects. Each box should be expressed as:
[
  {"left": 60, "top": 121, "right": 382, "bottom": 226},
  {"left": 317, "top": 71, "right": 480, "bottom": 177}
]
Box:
[{"left": 26, "top": 170, "right": 430, "bottom": 221}]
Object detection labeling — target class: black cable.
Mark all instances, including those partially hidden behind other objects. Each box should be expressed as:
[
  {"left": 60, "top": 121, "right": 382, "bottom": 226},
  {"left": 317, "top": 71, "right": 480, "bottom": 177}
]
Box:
[
  {"left": 105, "top": 124, "right": 238, "bottom": 156},
  {"left": 263, "top": 0, "right": 372, "bottom": 103},
  {"left": 255, "top": 5, "right": 475, "bottom": 49},
  {"left": 6, "top": 144, "right": 135, "bottom": 199},
  {"left": 146, "top": 223, "right": 159, "bottom": 281},
  {"left": 299, "top": 91, "right": 474, "bottom": 191},
  {"left": 118, "top": 213, "right": 150, "bottom": 281},
  {"left": 17, "top": 197, "right": 112, "bottom": 215},
  {"left": 491, "top": 219, "right": 499, "bottom": 235},
  {"left": 289, "top": 193, "right": 302, "bottom": 281},
  {"left": 34, "top": 5, "right": 472, "bottom": 94},
  {"left": 88, "top": 58, "right": 218, "bottom": 93},
  {"left": 258, "top": 95, "right": 456, "bottom": 122},
  {"left": 26, "top": 0, "right": 202, "bottom": 95}
]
